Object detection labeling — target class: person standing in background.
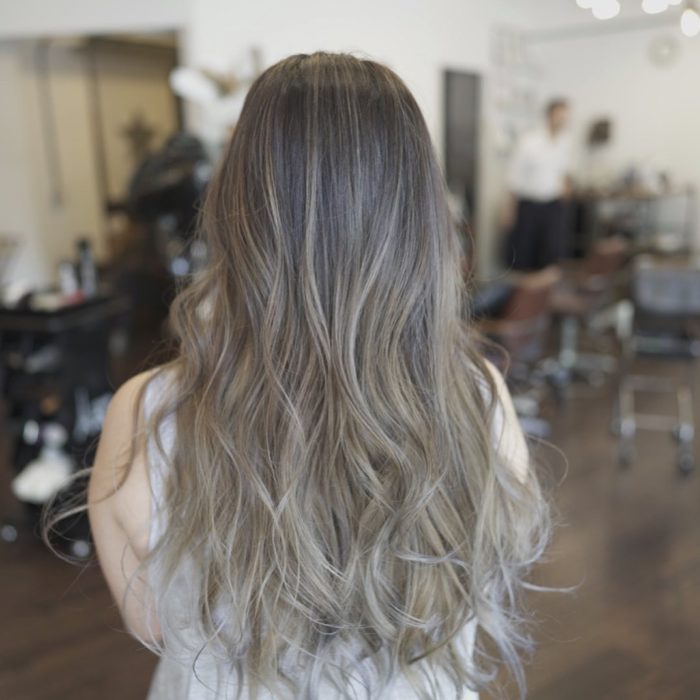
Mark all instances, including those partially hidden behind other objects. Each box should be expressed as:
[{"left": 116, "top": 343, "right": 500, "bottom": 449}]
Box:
[{"left": 502, "top": 98, "right": 573, "bottom": 271}]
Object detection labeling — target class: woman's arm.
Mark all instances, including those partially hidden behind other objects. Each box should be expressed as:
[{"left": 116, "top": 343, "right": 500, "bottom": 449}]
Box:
[{"left": 87, "top": 371, "right": 163, "bottom": 645}]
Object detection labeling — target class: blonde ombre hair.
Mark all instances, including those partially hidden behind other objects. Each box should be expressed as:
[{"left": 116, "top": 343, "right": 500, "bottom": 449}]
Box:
[{"left": 51, "top": 52, "right": 550, "bottom": 698}]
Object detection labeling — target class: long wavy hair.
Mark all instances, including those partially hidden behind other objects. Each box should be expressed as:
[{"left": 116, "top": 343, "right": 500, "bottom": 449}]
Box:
[{"left": 48, "top": 52, "right": 550, "bottom": 698}]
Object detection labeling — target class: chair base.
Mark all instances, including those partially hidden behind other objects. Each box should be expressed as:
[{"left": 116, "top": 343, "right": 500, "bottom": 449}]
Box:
[{"left": 614, "top": 372, "right": 695, "bottom": 473}]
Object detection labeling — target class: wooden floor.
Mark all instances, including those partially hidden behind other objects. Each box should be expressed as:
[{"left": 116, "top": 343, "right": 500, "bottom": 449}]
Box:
[
  {"left": 1, "top": 358, "right": 699, "bottom": 699},
  {"left": 516, "top": 358, "right": 700, "bottom": 700}
]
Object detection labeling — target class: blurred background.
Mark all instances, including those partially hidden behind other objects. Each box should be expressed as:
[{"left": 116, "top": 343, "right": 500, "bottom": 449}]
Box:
[{"left": 0, "top": 1, "right": 699, "bottom": 698}]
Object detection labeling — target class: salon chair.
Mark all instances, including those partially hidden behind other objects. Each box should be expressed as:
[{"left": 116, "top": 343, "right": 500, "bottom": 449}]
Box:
[
  {"left": 549, "top": 236, "right": 631, "bottom": 389},
  {"left": 478, "top": 266, "right": 564, "bottom": 438},
  {"left": 615, "top": 255, "right": 700, "bottom": 472}
]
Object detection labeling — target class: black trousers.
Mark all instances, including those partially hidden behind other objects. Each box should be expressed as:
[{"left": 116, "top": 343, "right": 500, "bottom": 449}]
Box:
[{"left": 502, "top": 198, "right": 568, "bottom": 271}]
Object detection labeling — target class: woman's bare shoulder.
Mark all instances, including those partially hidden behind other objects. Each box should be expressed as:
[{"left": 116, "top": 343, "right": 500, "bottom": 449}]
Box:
[
  {"left": 87, "top": 368, "right": 165, "bottom": 641},
  {"left": 481, "top": 358, "right": 530, "bottom": 482},
  {"left": 88, "top": 368, "right": 161, "bottom": 560}
]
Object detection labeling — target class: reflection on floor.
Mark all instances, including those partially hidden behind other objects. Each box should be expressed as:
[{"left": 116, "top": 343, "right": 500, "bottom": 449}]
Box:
[{"left": 1, "top": 358, "right": 699, "bottom": 700}]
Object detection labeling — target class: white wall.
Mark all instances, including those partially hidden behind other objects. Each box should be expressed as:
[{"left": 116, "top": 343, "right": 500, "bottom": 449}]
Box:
[
  {"left": 187, "top": 0, "right": 491, "bottom": 150},
  {"left": 531, "top": 26, "right": 700, "bottom": 247},
  {"left": 185, "top": 0, "right": 542, "bottom": 275},
  {"left": 0, "top": 0, "right": 188, "bottom": 39}
]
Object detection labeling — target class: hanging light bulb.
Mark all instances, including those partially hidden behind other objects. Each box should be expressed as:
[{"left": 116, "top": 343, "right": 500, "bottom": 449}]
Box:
[
  {"left": 642, "top": 0, "right": 670, "bottom": 13},
  {"left": 576, "top": 0, "right": 595, "bottom": 7},
  {"left": 592, "top": 0, "right": 621, "bottom": 20},
  {"left": 681, "top": 4, "right": 700, "bottom": 36}
]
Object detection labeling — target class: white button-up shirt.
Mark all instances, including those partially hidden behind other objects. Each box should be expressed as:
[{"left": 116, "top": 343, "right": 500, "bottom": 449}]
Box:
[{"left": 508, "top": 126, "right": 572, "bottom": 202}]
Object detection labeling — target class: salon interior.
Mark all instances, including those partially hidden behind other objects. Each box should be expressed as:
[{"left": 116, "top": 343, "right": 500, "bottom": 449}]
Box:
[{"left": 1, "top": 1, "right": 699, "bottom": 698}]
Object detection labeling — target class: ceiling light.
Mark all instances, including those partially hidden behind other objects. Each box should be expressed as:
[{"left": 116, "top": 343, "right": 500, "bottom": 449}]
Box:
[
  {"left": 576, "top": 0, "right": 595, "bottom": 7},
  {"left": 681, "top": 5, "right": 700, "bottom": 36},
  {"left": 592, "top": 0, "right": 621, "bottom": 20},
  {"left": 642, "top": 0, "right": 670, "bottom": 13}
]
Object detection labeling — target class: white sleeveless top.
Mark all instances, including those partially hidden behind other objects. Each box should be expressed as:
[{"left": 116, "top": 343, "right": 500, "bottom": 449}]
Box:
[{"left": 142, "top": 371, "right": 509, "bottom": 700}]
